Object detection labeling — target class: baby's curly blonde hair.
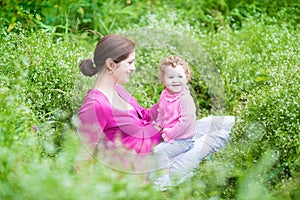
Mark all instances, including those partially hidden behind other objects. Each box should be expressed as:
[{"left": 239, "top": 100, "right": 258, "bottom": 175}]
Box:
[{"left": 159, "top": 55, "right": 192, "bottom": 82}]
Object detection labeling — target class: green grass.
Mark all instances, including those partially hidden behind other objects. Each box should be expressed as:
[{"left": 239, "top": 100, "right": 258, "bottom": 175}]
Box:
[{"left": 0, "top": 0, "right": 299, "bottom": 199}]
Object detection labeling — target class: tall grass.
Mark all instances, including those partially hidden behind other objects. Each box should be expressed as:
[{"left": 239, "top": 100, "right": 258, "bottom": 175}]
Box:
[{"left": 0, "top": 1, "right": 299, "bottom": 199}]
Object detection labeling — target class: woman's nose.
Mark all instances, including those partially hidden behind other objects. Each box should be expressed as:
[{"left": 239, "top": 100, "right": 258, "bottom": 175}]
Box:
[{"left": 130, "top": 63, "right": 136, "bottom": 71}]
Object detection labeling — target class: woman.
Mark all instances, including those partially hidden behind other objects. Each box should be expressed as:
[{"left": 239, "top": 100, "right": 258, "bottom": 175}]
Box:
[
  {"left": 77, "top": 34, "right": 161, "bottom": 172},
  {"left": 77, "top": 33, "right": 235, "bottom": 186}
]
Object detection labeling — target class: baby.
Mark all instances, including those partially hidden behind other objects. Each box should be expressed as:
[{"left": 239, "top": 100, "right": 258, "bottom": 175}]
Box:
[{"left": 152, "top": 55, "right": 197, "bottom": 186}]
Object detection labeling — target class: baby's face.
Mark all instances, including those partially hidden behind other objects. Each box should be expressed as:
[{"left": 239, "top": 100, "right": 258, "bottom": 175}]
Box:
[{"left": 163, "top": 65, "right": 188, "bottom": 93}]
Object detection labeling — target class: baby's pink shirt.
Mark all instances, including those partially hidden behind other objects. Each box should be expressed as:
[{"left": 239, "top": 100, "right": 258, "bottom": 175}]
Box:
[
  {"left": 156, "top": 87, "right": 196, "bottom": 142},
  {"left": 78, "top": 85, "right": 161, "bottom": 154}
]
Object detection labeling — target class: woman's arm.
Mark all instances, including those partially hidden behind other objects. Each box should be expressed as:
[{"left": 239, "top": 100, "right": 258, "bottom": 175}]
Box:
[{"left": 147, "top": 103, "right": 159, "bottom": 121}]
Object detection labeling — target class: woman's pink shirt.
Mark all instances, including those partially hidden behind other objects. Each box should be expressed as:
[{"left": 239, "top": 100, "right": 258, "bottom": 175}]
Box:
[{"left": 78, "top": 85, "right": 161, "bottom": 154}]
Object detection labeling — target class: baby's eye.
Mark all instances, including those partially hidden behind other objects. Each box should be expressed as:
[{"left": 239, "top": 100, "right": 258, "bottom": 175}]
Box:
[
  {"left": 168, "top": 76, "right": 174, "bottom": 79},
  {"left": 178, "top": 75, "right": 183, "bottom": 78}
]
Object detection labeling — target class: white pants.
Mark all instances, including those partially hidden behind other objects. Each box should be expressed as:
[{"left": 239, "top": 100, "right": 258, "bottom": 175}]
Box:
[
  {"left": 168, "top": 116, "right": 236, "bottom": 185},
  {"left": 153, "top": 138, "right": 194, "bottom": 169}
]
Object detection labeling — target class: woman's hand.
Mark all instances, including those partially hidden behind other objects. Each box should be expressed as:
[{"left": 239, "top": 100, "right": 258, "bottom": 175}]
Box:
[{"left": 153, "top": 123, "right": 163, "bottom": 133}]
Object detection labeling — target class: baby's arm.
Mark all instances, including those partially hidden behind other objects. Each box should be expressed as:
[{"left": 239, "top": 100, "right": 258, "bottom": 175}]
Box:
[{"left": 161, "top": 94, "right": 196, "bottom": 142}]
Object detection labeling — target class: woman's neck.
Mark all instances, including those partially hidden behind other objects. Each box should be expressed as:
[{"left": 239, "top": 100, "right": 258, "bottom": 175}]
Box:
[
  {"left": 93, "top": 72, "right": 116, "bottom": 100},
  {"left": 92, "top": 72, "right": 133, "bottom": 110}
]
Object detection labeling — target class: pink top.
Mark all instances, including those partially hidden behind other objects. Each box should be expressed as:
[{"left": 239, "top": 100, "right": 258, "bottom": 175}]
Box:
[
  {"left": 156, "top": 87, "right": 196, "bottom": 142},
  {"left": 78, "top": 85, "right": 161, "bottom": 154}
]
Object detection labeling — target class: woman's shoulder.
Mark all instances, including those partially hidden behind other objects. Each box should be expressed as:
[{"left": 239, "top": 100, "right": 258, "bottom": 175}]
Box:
[
  {"left": 80, "top": 89, "right": 111, "bottom": 110},
  {"left": 85, "top": 89, "right": 107, "bottom": 102}
]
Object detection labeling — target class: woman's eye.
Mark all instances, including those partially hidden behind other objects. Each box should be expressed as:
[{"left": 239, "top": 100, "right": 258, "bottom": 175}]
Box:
[{"left": 128, "top": 60, "right": 134, "bottom": 65}]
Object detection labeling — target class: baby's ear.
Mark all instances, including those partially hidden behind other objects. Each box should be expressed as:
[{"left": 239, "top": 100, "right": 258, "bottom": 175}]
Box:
[{"left": 186, "top": 74, "right": 192, "bottom": 82}]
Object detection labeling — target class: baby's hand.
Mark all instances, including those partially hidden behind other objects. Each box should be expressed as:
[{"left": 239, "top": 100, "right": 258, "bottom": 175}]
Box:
[{"left": 161, "top": 128, "right": 174, "bottom": 143}]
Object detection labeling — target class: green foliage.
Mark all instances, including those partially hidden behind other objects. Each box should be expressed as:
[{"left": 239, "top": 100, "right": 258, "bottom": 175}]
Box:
[
  {"left": 0, "top": 132, "right": 165, "bottom": 200},
  {"left": 185, "top": 150, "right": 279, "bottom": 199},
  {"left": 0, "top": 22, "right": 89, "bottom": 154},
  {"left": 218, "top": 19, "right": 300, "bottom": 182},
  {"left": 0, "top": 25, "right": 37, "bottom": 147},
  {"left": 233, "top": 64, "right": 300, "bottom": 181},
  {"left": 0, "top": 64, "right": 35, "bottom": 146},
  {"left": 0, "top": 0, "right": 300, "bottom": 199},
  {"left": 199, "top": 17, "right": 300, "bottom": 111},
  {"left": 0, "top": 23, "right": 85, "bottom": 121},
  {"left": 225, "top": 0, "right": 300, "bottom": 28},
  {"left": 2, "top": 0, "right": 299, "bottom": 36},
  {"left": 193, "top": 17, "right": 299, "bottom": 197}
]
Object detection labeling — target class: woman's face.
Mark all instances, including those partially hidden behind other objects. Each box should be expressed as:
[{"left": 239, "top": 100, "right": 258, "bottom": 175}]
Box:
[
  {"left": 114, "top": 51, "right": 136, "bottom": 84},
  {"left": 163, "top": 65, "right": 188, "bottom": 93}
]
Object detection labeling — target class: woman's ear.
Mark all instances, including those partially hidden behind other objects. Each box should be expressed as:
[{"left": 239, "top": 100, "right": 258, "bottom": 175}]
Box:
[{"left": 105, "top": 58, "right": 115, "bottom": 70}]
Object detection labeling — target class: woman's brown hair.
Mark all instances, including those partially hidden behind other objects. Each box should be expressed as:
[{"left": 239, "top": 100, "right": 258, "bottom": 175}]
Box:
[{"left": 79, "top": 34, "right": 135, "bottom": 77}]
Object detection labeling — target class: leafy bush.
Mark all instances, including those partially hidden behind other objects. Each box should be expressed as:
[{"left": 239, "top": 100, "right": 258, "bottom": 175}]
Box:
[
  {"left": 0, "top": 23, "right": 87, "bottom": 121},
  {"left": 2, "top": 0, "right": 298, "bottom": 36},
  {"left": 1, "top": 1, "right": 300, "bottom": 199},
  {"left": 0, "top": 22, "right": 91, "bottom": 153},
  {"left": 0, "top": 70, "right": 34, "bottom": 146},
  {"left": 200, "top": 18, "right": 300, "bottom": 198},
  {"left": 0, "top": 129, "right": 167, "bottom": 200},
  {"left": 0, "top": 24, "right": 37, "bottom": 147},
  {"left": 224, "top": 19, "right": 300, "bottom": 182},
  {"left": 233, "top": 64, "right": 300, "bottom": 180}
]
